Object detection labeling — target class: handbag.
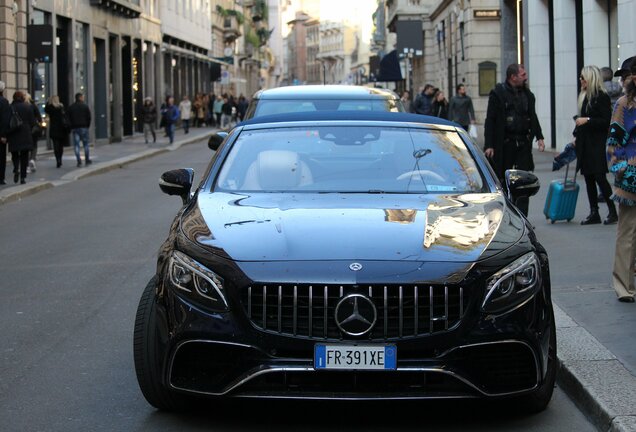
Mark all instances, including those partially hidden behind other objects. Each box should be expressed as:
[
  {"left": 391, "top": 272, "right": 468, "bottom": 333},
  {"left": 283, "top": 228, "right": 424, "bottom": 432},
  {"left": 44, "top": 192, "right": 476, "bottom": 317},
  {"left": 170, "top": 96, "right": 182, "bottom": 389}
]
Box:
[
  {"left": 62, "top": 115, "right": 71, "bottom": 134},
  {"left": 468, "top": 124, "right": 478, "bottom": 139},
  {"left": 31, "top": 123, "right": 42, "bottom": 136},
  {"left": 8, "top": 106, "right": 23, "bottom": 134}
]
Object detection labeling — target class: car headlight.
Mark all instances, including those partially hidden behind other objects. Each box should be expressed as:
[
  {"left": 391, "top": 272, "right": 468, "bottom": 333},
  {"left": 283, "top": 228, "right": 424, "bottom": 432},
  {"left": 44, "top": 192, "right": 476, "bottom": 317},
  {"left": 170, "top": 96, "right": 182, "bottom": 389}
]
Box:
[
  {"left": 167, "top": 250, "right": 229, "bottom": 312},
  {"left": 482, "top": 252, "right": 541, "bottom": 314}
]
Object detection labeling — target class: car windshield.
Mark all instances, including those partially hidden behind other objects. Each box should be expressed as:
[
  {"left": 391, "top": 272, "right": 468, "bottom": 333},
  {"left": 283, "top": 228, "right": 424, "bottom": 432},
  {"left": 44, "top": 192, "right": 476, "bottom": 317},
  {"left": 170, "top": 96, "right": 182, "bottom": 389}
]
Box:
[
  {"left": 252, "top": 98, "right": 404, "bottom": 117},
  {"left": 215, "top": 125, "right": 486, "bottom": 194}
]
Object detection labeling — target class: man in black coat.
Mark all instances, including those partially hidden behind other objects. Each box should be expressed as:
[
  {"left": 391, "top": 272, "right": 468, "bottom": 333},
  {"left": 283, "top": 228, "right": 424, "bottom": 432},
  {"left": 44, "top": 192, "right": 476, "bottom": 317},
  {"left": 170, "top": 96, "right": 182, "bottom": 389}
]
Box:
[
  {"left": 67, "top": 92, "right": 92, "bottom": 167},
  {"left": 412, "top": 84, "right": 435, "bottom": 115},
  {"left": 0, "top": 81, "right": 10, "bottom": 184},
  {"left": 484, "top": 64, "right": 545, "bottom": 216}
]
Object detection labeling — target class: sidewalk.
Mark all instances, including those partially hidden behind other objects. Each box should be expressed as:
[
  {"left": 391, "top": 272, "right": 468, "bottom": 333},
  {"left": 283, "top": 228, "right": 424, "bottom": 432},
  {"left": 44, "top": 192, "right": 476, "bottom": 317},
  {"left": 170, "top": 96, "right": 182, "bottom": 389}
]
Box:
[
  {"left": 0, "top": 126, "right": 214, "bottom": 205},
  {"left": 531, "top": 149, "right": 636, "bottom": 432},
  {"left": 1, "top": 132, "right": 634, "bottom": 430}
]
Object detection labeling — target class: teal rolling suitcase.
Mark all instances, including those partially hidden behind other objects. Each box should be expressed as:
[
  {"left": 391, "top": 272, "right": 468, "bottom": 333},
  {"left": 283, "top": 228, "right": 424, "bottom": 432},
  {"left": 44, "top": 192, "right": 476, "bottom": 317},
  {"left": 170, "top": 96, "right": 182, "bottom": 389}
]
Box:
[{"left": 544, "top": 163, "right": 579, "bottom": 223}]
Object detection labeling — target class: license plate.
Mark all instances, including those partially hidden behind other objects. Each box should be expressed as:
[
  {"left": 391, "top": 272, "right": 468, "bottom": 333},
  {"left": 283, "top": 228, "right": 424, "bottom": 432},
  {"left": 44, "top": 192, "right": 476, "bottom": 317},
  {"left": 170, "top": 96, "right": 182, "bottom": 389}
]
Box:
[{"left": 314, "top": 345, "right": 396, "bottom": 370}]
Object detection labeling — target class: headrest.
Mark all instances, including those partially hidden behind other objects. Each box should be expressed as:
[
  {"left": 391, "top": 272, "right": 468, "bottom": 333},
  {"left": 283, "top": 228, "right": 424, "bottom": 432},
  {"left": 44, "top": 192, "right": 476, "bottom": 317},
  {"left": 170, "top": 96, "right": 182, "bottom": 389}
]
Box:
[{"left": 257, "top": 150, "right": 302, "bottom": 190}]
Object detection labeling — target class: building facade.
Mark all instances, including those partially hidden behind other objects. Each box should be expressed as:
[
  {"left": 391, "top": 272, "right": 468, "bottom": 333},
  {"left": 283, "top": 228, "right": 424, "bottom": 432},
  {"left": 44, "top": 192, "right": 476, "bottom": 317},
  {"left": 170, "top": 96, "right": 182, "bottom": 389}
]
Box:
[
  {"left": 386, "top": 0, "right": 636, "bottom": 150},
  {"left": 0, "top": 0, "right": 234, "bottom": 144},
  {"left": 160, "top": 0, "right": 213, "bottom": 109}
]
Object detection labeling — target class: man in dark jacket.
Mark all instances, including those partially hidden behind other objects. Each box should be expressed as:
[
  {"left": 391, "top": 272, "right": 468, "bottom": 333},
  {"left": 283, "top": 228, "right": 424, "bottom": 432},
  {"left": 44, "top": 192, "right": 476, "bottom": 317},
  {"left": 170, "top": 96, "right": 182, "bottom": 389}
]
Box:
[
  {"left": 67, "top": 92, "right": 92, "bottom": 167},
  {"left": 412, "top": 84, "right": 435, "bottom": 115},
  {"left": 0, "top": 81, "right": 10, "bottom": 184},
  {"left": 448, "top": 84, "right": 476, "bottom": 131},
  {"left": 484, "top": 63, "right": 545, "bottom": 216}
]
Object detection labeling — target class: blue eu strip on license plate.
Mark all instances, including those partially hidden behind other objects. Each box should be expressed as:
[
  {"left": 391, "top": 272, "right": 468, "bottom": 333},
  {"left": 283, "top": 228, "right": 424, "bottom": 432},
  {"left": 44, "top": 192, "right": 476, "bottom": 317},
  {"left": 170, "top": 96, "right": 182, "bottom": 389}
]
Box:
[{"left": 314, "top": 345, "right": 397, "bottom": 370}]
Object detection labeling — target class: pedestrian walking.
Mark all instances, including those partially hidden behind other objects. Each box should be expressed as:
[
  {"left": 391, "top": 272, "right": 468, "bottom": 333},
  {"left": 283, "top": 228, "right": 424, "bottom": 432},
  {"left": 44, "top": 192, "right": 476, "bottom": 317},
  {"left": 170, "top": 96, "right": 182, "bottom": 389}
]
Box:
[
  {"left": 601, "top": 66, "right": 623, "bottom": 107},
  {"left": 193, "top": 94, "right": 206, "bottom": 127},
  {"left": 207, "top": 92, "right": 216, "bottom": 127},
  {"left": 221, "top": 96, "right": 233, "bottom": 129},
  {"left": 67, "top": 92, "right": 92, "bottom": 167},
  {"left": 484, "top": 63, "right": 545, "bottom": 216},
  {"left": 413, "top": 84, "right": 435, "bottom": 115},
  {"left": 44, "top": 95, "right": 70, "bottom": 168},
  {"left": 236, "top": 94, "right": 248, "bottom": 122},
  {"left": 572, "top": 65, "right": 616, "bottom": 225},
  {"left": 0, "top": 81, "right": 10, "bottom": 185},
  {"left": 161, "top": 96, "right": 179, "bottom": 144},
  {"left": 178, "top": 95, "right": 191, "bottom": 134},
  {"left": 141, "top": 97, "right": 157, "bottom": 144},
  {"left": 213, "top": 95, "right": 223, "bottom": 128},
  {"left": 7, "top": 91, "right": 36, "bottom": 184},
  {"left": 25, "top": 92, "right": 42, "bottom": 173},
  {"left": 606, "top": 55, "right": 636, "bottom": 302},
  {"left": 431, "top": 89, "right": 449, "bottom": 119},
  {"left": 400, "top": 91, "right": 412, "bottom": 113},
  {"left": 448, "top": 84, "right": 476, "bottom": 131}
]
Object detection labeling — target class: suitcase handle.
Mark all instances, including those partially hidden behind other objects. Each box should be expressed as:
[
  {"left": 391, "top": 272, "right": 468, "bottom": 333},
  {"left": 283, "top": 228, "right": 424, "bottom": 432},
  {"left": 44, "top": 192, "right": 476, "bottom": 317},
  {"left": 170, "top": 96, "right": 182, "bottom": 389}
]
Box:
[{"left": 564, "top": 162, "right": 577, "bottom": 184}]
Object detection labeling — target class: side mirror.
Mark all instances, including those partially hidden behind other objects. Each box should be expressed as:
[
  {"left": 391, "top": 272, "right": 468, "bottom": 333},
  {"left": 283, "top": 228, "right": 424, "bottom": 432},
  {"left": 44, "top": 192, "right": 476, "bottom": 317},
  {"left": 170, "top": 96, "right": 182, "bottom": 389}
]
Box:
[
  {"left": 505, "top": 169, "right": 540, "bottom": 201},
  {"left": 159, "top": 168, "right": 194, "bottom": 205},
  {"left": 208, "top": 132, "right": 228, "bottom": 151}
]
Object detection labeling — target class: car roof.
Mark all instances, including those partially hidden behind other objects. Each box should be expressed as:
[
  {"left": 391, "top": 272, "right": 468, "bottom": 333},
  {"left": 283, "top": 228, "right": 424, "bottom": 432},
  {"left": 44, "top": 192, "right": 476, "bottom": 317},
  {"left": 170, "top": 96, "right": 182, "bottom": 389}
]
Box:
[
  {"left": 251, "top": 85, "right": 401, "bottom": 100},
  {"left": 236, "top": 111, "right": 460, "bottom": 128}
]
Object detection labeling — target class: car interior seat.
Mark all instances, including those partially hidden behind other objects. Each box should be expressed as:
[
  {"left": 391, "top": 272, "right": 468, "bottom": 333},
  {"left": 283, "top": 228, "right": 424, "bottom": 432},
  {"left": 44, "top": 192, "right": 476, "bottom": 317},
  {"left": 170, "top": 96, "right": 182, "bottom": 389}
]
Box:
[{"left": 242, "top": 150, "right": 313, "bottom": 190}]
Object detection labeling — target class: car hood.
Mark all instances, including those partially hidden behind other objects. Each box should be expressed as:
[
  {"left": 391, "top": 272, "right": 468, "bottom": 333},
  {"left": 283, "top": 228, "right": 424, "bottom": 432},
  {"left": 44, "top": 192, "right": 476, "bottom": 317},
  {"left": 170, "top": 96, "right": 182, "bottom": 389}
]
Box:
[{"left": 181, "top": 192, "right": 523, "bottom": 263}]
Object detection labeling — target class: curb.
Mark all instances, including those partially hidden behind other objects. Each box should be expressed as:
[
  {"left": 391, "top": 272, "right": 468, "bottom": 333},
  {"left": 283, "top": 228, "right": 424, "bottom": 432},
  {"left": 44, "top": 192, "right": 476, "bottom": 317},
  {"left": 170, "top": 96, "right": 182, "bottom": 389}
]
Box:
[
  {"left": 0, "top": 180, "right": 55, "bottom": 205},
  {"left": 554, "top": 303, "right": 636, "bottom": 431}
]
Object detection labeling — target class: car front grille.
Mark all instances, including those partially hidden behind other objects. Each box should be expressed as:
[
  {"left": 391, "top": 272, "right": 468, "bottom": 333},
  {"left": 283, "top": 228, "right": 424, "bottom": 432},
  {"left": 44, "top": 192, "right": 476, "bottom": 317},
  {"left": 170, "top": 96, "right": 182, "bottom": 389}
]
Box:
[{"left": 241, "top": 284, "right": 468, "bottom": 340}]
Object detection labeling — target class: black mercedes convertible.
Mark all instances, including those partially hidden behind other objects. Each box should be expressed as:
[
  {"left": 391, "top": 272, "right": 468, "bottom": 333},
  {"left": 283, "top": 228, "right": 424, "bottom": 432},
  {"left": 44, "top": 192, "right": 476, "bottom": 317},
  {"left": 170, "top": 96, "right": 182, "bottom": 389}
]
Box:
[{"left": 134, "top": 111, "right": 554, "bottom": 413}]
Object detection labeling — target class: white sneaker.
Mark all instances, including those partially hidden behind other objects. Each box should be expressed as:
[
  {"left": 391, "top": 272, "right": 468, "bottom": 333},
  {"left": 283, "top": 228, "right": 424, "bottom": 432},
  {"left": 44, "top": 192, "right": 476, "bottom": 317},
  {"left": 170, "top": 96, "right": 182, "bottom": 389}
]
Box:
[{"left": 29, "top": 159, "right": 36, "bottom": 172}]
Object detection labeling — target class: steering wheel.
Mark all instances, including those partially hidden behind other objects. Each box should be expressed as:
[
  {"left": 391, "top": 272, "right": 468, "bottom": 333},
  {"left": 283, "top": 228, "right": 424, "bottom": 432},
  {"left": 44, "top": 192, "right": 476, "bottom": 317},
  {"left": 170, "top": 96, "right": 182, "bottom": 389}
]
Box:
[{"left": 396, "top": 170, "right": 446, "bottom": 183}]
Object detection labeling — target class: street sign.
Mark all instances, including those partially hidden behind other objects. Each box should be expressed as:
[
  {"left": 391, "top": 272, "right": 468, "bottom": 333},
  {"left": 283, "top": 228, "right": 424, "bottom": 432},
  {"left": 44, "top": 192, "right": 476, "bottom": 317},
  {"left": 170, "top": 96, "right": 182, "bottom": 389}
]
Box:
[{"left": 27, "top": 24, "right": 54, "bottom": 63}]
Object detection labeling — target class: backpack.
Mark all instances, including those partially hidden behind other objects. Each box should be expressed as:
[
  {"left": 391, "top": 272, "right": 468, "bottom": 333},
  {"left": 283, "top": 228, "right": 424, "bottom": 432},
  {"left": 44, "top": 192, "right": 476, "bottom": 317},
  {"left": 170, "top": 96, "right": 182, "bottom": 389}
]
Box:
[{"left": 7, "top": 106, "right": 23, "bottom": 135}]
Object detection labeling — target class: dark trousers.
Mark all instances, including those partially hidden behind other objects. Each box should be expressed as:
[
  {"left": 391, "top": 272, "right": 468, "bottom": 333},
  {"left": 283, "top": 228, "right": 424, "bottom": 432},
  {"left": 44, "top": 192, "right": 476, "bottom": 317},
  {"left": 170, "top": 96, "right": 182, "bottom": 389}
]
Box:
[
  {"left": 503, "top": 137, "right": 533, "bottom": 217},
  {"left": 11, "top": 150, "right": 29, "bottom": 180},
  {"left": 52, "top": 137, "right": 65, "bottom": 164},
  {"left": 0, "top": 140, "right": 6, "bottom": 181},
  {"left": 584, "top": 173, "right": 615, "bottom": 213},
  {"left": 502, "top": 137, "right": 534, "bottom": 172}
]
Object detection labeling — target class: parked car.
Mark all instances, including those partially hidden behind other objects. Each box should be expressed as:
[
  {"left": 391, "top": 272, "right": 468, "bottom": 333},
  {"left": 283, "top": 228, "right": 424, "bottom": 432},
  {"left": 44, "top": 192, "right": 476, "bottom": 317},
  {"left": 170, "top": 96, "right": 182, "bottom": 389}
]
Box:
[
  {"left": 243, "top": 85, "right": 405, "bottom": 119},
  {"left": 135, "top": 111, "right": 555, "bottom": 413}
]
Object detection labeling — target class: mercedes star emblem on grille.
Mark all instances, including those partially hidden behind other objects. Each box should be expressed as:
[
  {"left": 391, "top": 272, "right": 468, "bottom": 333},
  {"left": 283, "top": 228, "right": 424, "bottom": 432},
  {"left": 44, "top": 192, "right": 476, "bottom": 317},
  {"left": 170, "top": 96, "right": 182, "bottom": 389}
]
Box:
[
  {"left": 349, "top": 262, "right": 363, "bottom": 271},
  {"left": 334, "top": 294, "right": 377, "bottom": 336}
]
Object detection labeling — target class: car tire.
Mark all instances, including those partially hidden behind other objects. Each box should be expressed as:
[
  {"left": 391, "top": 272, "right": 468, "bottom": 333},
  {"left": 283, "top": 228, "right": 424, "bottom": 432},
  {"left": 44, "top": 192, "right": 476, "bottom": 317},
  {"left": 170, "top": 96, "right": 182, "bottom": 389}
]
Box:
[
  {"left": 514, "top": 313, "right": 557, "bottom": 414},
  {"left": 133, "top": 276, "right": 192, "bottom": 411}
]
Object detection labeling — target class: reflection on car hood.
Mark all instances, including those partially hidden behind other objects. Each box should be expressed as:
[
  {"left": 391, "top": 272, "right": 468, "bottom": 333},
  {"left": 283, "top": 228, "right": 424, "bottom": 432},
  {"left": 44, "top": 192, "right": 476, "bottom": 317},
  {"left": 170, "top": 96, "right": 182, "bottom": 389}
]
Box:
[{"left": 182, "top": 192, "right": 524, "bottom": 263}]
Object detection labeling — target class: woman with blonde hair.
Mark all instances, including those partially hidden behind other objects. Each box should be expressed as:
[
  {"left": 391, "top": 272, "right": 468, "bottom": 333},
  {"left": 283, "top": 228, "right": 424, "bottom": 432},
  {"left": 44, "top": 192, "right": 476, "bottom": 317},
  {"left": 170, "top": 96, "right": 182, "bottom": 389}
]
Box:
[
  {"left": 44, "top": 95, "right": 70, "bottom": 168},
  {"left": 574, "top": 65, "right": 616, "bottom": 225}
]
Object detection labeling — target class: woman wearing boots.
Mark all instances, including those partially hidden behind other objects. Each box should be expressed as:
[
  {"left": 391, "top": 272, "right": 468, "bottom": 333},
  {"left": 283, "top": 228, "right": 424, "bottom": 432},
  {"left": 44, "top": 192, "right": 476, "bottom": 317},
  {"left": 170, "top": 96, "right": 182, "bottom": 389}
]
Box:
[
  {"left": 574, "top": 65, "right": 617, "bottom": 225},
  {"left": 45, "top": 95, "right": 70, "bottom": 168}
]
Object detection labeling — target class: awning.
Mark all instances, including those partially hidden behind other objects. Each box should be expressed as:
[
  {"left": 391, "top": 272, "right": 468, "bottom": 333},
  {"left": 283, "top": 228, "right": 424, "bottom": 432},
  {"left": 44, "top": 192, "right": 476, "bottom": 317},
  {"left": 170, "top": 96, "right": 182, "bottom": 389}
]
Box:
[{"left": 375, "top": 50, "right": 403, "bottom": 82}]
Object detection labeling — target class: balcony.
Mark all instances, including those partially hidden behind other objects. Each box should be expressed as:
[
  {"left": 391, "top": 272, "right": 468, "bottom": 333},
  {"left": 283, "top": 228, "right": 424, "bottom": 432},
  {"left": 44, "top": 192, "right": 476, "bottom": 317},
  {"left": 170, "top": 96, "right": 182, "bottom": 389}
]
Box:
[
  {"left": 386, "top": 0, "right": 428, "bottom": 31},
  {"left": 223, "top": 18, "right": 242, "bottom": 43}
]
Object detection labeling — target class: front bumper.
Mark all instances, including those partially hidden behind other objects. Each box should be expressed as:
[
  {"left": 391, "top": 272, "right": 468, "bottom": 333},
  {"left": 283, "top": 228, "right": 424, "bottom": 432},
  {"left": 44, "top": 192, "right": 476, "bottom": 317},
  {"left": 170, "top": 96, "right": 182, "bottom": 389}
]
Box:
[{"left": 156, "top": 284, "right": 553, "bottom": 400}]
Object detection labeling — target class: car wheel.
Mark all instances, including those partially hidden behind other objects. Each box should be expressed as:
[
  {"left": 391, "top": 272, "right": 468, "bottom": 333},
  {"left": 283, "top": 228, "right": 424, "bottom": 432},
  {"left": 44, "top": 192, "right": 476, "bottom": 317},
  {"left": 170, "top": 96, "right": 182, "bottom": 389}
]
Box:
[
  {"left": 133, "top": 276, "right": 192, "bottom": 411},
  {"left": 514, "top": 313, "right": 557, "bottom": 414}
]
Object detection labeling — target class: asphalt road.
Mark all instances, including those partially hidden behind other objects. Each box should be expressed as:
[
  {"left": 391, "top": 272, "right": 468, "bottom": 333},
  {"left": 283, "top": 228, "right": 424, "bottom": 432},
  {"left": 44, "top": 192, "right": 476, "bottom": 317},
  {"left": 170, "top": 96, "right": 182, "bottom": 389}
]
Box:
[{"left": 0, "top": 138, "right": 595, "bottom": 431}]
